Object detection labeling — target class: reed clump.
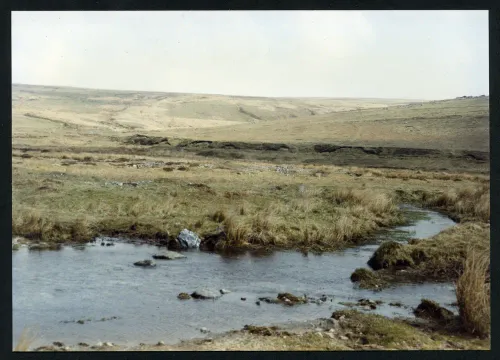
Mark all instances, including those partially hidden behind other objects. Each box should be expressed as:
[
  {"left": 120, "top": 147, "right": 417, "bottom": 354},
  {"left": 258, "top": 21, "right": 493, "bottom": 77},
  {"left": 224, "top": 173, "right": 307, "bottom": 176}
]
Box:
[{"left": 456, "top": 248, "right": 490, "bottom": 337}]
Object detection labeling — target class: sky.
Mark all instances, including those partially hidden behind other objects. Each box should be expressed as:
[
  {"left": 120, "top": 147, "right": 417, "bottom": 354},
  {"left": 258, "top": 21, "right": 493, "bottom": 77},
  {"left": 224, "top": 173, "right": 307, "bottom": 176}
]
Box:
[{"left": 12, "top": 11, "right": 489, "bottom": 100}]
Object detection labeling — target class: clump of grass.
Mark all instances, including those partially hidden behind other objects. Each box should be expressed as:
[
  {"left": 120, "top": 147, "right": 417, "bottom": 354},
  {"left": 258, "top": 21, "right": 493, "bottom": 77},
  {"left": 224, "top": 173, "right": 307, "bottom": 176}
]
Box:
[
  {"left": 367, "top": 241, "right": 415, "bottom": 270},
  {"left": 216, "top": 216, "right": 249, "bottom": 249},
  {"left": 211, "top": 209, "right": 227, "bottom": 223},
  {"left": 366, "top": 223, "right": 489, "bottom": 281},
  {"left": 413, "top": 299, "right": 455, "bottom": 323},
  {"left": 456, "top": 248, "right": 490, "bottom": 337},
  {"left": 350, "top": 268, "right": 385, "bottom": 289},
  {"left": 330, "top": 309, "right": 435, "bottom": 348},
  {"left": 14, "top": 327, "right": 37, "bottom": 351},
  {"left": 402, "top": 185, "right": 490, "bottom": 223},
  {"left": 12, "top": 211, "right": 95, "bottom": 243}
]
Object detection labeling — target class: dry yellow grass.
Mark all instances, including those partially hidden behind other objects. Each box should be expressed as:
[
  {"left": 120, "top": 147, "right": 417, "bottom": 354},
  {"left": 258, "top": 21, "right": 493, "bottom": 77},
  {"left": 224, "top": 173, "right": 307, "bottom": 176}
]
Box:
[
  {"left": 456, "top": 249, "right": 490, "bottom": 337},
  {"left": 13, "top": 328, "right": 37, "bottom": 351}
]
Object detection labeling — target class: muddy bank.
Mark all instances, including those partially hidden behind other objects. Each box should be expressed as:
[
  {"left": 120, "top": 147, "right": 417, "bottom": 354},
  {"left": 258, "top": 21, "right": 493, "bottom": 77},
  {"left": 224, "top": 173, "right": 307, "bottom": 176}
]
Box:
[{"left": 30, "top": 309, "right": 489, "bottom": 351}]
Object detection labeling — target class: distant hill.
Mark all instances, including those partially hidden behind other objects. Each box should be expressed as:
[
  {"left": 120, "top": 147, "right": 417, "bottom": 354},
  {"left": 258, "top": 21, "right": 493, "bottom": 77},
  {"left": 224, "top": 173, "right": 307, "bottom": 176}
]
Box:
[{"left": 12, "top": 84, "right": 489, "bottom": 152}]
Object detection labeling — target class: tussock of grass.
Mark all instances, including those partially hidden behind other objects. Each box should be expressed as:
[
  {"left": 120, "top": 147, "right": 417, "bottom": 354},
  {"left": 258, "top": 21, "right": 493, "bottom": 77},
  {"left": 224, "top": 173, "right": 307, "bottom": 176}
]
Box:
[
  {"left": 12, "top": 211, "right": 95, "bottom": 243},
  {"left": 367, "top": 223, "right": 489, "bottom": 280},
  {"left": 350, "top": 268, "right": 386, "bottom": 289},
  {"left": 456, "top": 249, "right": 490, "bottom": 337},
  {"left": 329, "top": 309, "right": 489, "bottom": 350},
  {"left": 367, "top": 241, "right": 415, "bottom": 270},
  {"left": 331, "top": 309, "right": 430, "bottom": 347},
  {"left": 398, "top": 185, "right": 490, "bottom": 223}
]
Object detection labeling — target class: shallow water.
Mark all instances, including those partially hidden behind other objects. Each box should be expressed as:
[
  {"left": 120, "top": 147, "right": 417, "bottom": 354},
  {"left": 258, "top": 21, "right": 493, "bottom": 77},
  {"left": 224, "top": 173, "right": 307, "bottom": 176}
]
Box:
[{"left": 13, "top": 205, "right": 457, "bottom": 348}]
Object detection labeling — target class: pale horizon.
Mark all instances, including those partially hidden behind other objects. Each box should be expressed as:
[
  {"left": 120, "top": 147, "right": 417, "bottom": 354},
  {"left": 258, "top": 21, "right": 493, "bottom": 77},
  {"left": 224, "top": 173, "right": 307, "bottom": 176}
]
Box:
[{"left": 12, "top": 11, "right": 489, "bottom": 100}]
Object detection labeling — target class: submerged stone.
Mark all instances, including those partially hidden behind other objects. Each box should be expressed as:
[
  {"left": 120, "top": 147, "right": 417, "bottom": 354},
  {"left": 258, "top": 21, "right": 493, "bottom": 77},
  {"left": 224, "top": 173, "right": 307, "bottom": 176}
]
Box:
[
  {"left": 190, "top": 289, "right": 221, "bottom": 300},
  {"left": 134, "top": 259, "right": 156, "bottom": 267},
  {"left": 152, "top": 251, "right": 187, "bottom": 260}
]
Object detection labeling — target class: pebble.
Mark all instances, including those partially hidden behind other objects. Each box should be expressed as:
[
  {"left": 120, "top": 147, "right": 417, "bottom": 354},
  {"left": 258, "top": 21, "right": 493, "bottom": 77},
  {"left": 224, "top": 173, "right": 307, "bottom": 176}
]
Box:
[
  {"left": 256, "top": 301, "right": 261, "bottom": 306},
  {"left": 241, "top": 297, "right": 247, "bottom": 301},
  {"left": 200, "top": 327, "right": 209, "bottom": 333},
  {"left": 157, "top": 341, "right": 165, "bottom": 346}
]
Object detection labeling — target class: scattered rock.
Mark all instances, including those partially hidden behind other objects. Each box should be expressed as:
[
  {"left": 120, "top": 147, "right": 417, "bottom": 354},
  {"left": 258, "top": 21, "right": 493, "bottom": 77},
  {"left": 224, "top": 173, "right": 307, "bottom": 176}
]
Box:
[
  {"left": 340, "top": 335, "right": 349, "bottom": 341},
  {"left": 219, "top": 289, "right": 231, "bottom": 294},
  {"left": 77, "top": 320, "right": 85, "bottom": 324},
  {"left": 52, "top": 342, "right": 64, "bottom": 347},
  {"left": 78, "top": 342, "right": 89, "bottom": 347},
  {"left": 177, "top": 292, "right": 191, "bottom": 300},
  {"left": 414, "top": 299, "right": 455, "bottom": 322},
  {"left": 241, "top": 297, "right": 247, "bottom": 301},
  {"left": 177, "top": 229, "right": 201, "bottom": 249},
  {"left": 389, "top": 302, "right": 403, "bottom": 307},
  {"left": 134, "top": 260, "right": 156, "bottom": 267},
  {"left": 258, "top": 297, "right": 280, "bottom": 304},
  {"left": 256, "top": 301, "right": 261, "bottom": 306},
  {"left": 104, "top": 342, "right": 113, "bottom": 347},
  {"left": 152, "top": 251, "right": 187, "bottom": 260},
  {"left": 200, "top": 327, "right": 209, "bottom": 333},
  {"left": 105, "top": 243, "right": 114, "bottom": 246},
  {"left": 358, "top": 299, "right": 377, "bottom": 308},
  {"left": 325, "top": 332, "right": 335, "bottom": 339},
  {"left": 156, "top": 341, "right": 165, "bottom": 346},
  {"left": 243, "top": 325, "right": 285, "bottom": 336},
  {"left": 276, "top": 292, "right": 307, "bottom": 305},
  {"left": 190, "top": 289, "right": 221, "bottom": 300}
]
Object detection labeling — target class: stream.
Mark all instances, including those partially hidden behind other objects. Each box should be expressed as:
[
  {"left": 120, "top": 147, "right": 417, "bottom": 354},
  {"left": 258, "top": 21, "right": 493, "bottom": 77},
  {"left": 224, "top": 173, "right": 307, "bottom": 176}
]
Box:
[{"left": 13, "top": 205, "right": 457, "bottom": 348}]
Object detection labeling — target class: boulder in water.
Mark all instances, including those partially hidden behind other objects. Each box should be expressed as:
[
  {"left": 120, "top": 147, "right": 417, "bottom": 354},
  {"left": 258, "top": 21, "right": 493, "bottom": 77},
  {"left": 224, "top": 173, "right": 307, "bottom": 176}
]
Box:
[
  {"left": 153, "top": 251, "right": 187, "bottom": 260},
  {"left": 190, "top": 289, "right": 221, "bottom": 300},
  {"left": 134, "top": 260, "right": 156, "bottom": 267},
  {"left": 219, "top": 289, "right": 231, "bottom": 294},
  {"left": 177, "top": 229, "right": 201, "bottom": 249}
]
